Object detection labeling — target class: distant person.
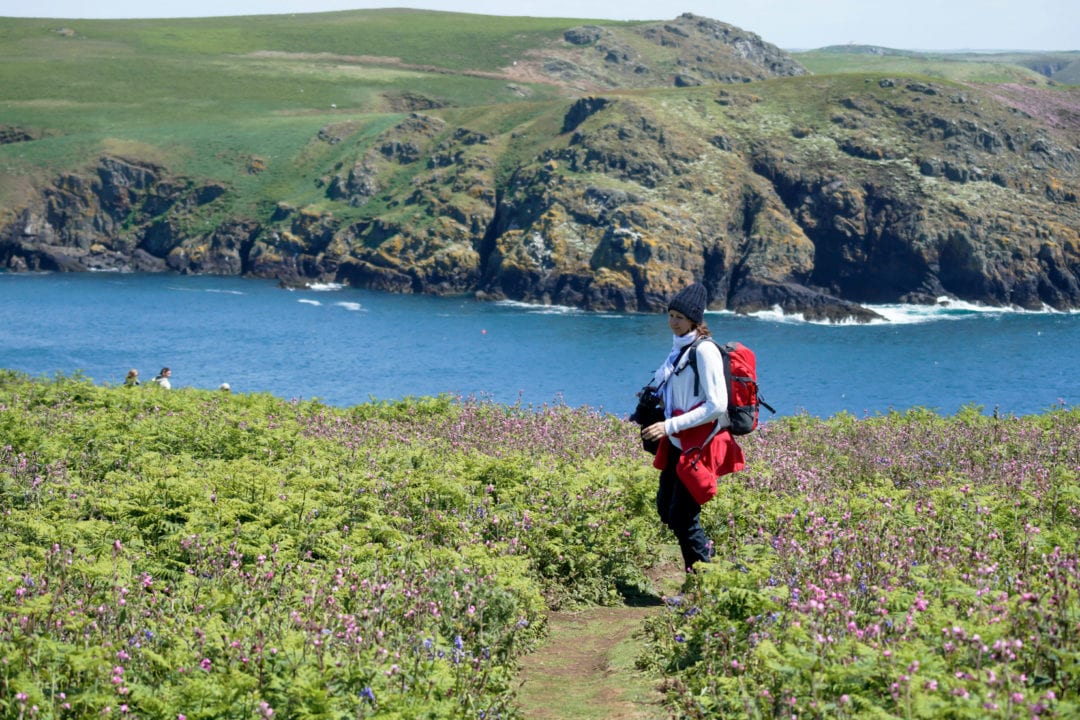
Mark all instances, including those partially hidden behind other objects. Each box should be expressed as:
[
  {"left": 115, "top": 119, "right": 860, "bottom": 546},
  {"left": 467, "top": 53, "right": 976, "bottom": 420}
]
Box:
[
  {"left": 639, "top": 282, "right": 745, "bottom": 576},
  {"left": 124, "top": 369, "right": 140, "bottom": 386},
  {"left": 151, "top": 367, "right": 172, "bottom": 389},
  {"left": 219, "top": 383, "right": 231, "bottom": 393}
]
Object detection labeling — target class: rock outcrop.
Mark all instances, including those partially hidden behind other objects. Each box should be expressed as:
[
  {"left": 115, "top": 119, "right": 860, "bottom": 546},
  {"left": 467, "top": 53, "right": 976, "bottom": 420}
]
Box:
[{"left": 534, "top": 13, "right": 806, "bottom": 91}]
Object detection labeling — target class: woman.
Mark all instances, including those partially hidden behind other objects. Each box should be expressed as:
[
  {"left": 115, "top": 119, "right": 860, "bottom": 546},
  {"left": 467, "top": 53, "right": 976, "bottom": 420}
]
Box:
[
  {"left": 641, "top": 282, "right": 744, "bottom": 573},
  {"left": 124, "top": 369, "right": 140, "bottom": 387},
  {"left": 152, "top": 367, "right": 172, "bottom": 389}
]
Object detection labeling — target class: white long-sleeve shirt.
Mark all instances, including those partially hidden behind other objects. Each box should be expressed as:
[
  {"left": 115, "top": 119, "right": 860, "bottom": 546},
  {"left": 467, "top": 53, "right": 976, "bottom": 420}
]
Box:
[{"left": 658, "top": 337, "right": 729, "bottom": 449}]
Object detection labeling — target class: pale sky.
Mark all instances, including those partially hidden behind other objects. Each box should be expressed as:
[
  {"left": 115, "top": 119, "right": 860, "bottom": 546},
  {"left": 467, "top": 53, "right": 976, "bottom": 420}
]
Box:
[{"left": 0, "top": 0, "right": 1075, "bottom": 52}]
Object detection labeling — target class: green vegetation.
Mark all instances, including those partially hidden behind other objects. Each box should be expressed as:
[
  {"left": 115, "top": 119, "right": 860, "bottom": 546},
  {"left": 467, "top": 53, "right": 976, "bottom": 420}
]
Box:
[
  {"left": 793, "top": 46, "right": 1079, "bottom": 85},
  {"left": 0, "top": 10, "right": 597, "bottom": 203},
  {"left": 0, "top": 370, "right": 659, "bottom": 718},
  {"left": 647, "top": 406, "right": 1080, "bottom": 718},
  {"left": 3, "top": 8, "right": 1070, "bottom": 208},
  {"left": 3, "top": 372, "right": 1078, "bottom": 718}
]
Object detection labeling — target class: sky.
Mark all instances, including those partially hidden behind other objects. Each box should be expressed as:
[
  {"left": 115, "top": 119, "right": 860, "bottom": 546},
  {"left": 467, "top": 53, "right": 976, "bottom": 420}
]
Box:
[{"left": 0, "top": 0, "right": 1075, "bottom": 52}]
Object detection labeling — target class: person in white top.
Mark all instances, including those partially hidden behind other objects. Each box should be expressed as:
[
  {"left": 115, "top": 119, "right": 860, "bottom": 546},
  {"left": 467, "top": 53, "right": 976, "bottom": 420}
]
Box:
[
  {"left": 641, "top": 282, "right": 744, "bottom": 574},
  {"left": 152, "top": 367, "right": 172, "bottom": 389}
]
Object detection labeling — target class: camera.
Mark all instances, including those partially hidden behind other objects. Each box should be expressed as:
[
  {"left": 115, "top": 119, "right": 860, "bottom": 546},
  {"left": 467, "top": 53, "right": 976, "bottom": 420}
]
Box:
[{"left": 631, "top": 385, "right": 665, "bottom": 454}]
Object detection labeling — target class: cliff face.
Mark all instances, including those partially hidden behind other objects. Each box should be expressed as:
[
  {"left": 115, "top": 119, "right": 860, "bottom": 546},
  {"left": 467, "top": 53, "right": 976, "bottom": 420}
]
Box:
[{"left": 2, "top": 19, "right": 1079, "bottom": 322}]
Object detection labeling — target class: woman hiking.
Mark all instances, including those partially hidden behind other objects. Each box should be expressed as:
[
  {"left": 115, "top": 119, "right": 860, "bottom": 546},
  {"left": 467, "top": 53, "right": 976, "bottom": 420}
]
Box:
[{"left": 640, "top": 282, "right": 745, "bottom": 575}]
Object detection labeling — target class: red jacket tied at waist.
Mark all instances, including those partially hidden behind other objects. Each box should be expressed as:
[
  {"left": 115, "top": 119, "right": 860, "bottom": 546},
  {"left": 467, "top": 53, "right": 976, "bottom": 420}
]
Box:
[{"left": 653, "top": 420, "right": 745, "bottom": 505}]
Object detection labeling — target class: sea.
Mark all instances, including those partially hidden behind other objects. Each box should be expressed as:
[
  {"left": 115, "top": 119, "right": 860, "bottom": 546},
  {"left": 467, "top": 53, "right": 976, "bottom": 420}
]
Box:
[{"left": 2, "top": 271, "right": 1078, "bottom": 419}]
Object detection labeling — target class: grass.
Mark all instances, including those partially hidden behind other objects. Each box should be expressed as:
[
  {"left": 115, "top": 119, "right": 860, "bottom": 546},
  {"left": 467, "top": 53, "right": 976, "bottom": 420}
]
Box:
[
  {"left": 793, "top": 49, "right": 1062, "bottom": 85},
  {"left": 1, "top": 11, "right": 611, "bottom": 70},
  {"left": 0, "top": 9, "right": 588, "bottom": 201}
]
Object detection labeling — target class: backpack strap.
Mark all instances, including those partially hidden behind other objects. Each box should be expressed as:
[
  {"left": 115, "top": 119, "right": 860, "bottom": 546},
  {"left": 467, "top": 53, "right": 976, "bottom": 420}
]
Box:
[
  {"left": 680, "top": 337, "right": 731, "bottom": 432},
  {"left": 674, "top": 337, "right": 720, "bottom": 397}
]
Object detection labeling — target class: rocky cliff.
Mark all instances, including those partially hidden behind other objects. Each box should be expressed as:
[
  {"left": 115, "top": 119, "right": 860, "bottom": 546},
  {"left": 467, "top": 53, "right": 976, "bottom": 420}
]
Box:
[{"left": 2, "top": 15, "right": 1079, "bottom": 322}]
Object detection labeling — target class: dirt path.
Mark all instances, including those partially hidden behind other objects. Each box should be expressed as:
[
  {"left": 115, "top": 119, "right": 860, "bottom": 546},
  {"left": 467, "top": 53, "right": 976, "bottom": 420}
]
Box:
[{"left": 515, "top": 552, "right": 684, "bottom": 720}]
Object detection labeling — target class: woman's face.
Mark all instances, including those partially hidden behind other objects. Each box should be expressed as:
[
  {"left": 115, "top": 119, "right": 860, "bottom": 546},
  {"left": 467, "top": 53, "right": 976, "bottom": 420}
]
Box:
[{"left": 668, "top": 309, "right": 694, "bottom": 337}]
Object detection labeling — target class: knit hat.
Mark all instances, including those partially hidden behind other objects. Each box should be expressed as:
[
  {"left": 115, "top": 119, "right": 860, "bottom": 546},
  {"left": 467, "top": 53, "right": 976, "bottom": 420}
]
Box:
[{"left": 668, "top": 282, "right": 707, "bottom": 324}]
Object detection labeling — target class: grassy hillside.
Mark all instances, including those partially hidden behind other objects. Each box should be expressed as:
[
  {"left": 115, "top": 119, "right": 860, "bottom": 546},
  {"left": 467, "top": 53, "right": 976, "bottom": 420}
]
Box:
[
  {"left": 0, "top": 9, "right": 780, "bottom": 215},
  {"left": 0, "top": 11, "right": 619, "bottom": 191},
  {"left": 794, "top": 45, "right": 1080, "bottom": 85},
  {"left": 2, "top": 9, "right": 1069, "bottom": 203},
  {"left": 3, "top": 10, "right": 1079, "bottom": 318}
]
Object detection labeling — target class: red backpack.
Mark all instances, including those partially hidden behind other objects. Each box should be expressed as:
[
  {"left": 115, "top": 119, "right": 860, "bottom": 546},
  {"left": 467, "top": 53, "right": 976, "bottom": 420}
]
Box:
[{"left": 681, "top": 338, "right": 775, "bottom": 435}]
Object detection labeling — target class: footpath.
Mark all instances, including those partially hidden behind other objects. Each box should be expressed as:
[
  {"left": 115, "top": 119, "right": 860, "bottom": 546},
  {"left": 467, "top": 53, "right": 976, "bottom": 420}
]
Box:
[{"left": 515, "top": 549, "right": 684, "bottom": 720}]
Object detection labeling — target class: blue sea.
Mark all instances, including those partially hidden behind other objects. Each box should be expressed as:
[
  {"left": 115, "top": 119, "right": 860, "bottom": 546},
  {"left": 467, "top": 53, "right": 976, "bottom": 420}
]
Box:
[{"left": 2, "top": 272, "right": 1078, "bottom": 418}]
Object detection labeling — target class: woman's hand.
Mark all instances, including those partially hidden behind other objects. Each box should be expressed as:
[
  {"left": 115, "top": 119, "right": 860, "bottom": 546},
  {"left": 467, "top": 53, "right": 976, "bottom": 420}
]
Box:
[{"left": 641, "top": 421, "right": 667, "bottom": 443}]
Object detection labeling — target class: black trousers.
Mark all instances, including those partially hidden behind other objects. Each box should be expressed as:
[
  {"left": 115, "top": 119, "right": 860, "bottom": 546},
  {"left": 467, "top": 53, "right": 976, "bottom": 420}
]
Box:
[{"left": 656, "top": 443, "right": 713, "bottom": 572}]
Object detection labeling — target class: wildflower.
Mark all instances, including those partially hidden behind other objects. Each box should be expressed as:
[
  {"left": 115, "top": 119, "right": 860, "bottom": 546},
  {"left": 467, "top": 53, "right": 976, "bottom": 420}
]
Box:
[{"left": 360, "top": 687, "right": 376, "bottom": 703}]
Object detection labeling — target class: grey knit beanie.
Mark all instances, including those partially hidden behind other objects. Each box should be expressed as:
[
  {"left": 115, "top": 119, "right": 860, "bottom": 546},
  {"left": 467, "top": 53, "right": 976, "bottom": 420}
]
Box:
[{"left": 668, "top": 282, "right": 707, "bottom": 324}]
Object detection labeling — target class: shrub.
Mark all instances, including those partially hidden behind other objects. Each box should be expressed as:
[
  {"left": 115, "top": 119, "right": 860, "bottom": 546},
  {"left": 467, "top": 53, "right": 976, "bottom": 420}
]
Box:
[
  {"left": 0, "top": 374, "right": 659, "bottom": 719},
  {"left": 643, "top": 408, "right": 1080, "bottom": 719}
]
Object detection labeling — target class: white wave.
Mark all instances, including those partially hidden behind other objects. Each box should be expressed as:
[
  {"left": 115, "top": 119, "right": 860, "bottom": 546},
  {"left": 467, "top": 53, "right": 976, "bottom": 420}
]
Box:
[
  {"left": 864, "top": 297, "right": 1075, "bottom": 325},
  {"left": 307, "top": 282, "right": 345, "bottom": 292},
  {"left": 298, "top": 298, "right": 322, "bottom": 306},
  {"left": 732, "top": 298, "right": 1077, "bottom": 326},
  {"left": 167, "top": 285, "right": 244, "bottom": 295},
  {"left": 737, "top": 307, "right": 874, "bottom": 326},
  {"left": 335, "top": 301, "right": 365, "bottom": 312},
  {"left": 496, "top": 299, "right": 583, "bottom": 314},
  {"left": 730, "top": 306, "right": 796, "bottom": 323}
]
